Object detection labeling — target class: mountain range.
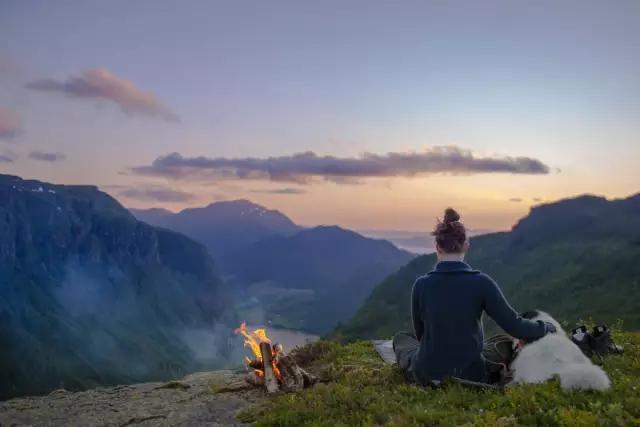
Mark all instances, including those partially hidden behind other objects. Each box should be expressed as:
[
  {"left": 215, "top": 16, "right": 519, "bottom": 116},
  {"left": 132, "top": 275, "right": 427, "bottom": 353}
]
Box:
[
  {"left": 335, "top": 193, "right": 640, "bottom": 341},
  {"left": 132, "top": 200, "right": 414, "bottom": 334},
  {"left": 0, "top": 175, "right": 231, "bottom": 399}
]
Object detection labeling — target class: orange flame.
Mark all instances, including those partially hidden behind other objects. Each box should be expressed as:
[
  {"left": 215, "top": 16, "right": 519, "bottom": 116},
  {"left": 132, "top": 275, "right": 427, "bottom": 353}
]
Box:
[
  {"left": 234, "top": 321, "right": 282, "bottom": 381},
  {"left": 235, "top": 321, "right": 269, "bottom": 359}
]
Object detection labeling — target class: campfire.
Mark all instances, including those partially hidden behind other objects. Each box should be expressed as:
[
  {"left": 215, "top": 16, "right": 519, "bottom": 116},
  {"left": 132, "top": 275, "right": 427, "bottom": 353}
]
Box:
[{"left": 235, "top": 321, "right": 316, "bottom": 393}]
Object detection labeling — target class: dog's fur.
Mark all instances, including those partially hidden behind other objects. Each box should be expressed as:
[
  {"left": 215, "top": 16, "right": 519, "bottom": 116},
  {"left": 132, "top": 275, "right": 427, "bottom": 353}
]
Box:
[{"left": 509, "top": 311, "right": 611, "bottom": 391}]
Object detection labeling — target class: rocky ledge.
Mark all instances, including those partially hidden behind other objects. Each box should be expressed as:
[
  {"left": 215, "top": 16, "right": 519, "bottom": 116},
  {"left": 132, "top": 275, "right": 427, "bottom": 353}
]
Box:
[{"left": 0, "top": 370, "right": 265, "bottom": 427}]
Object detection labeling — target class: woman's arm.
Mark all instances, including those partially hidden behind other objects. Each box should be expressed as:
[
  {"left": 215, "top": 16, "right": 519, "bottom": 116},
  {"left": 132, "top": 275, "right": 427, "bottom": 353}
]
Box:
[
  {"left": 411, "top": 279, "right": 424, "bottom": 341},
  {"left": 482, "top": 275, "right": 547, "bottom": 340}
]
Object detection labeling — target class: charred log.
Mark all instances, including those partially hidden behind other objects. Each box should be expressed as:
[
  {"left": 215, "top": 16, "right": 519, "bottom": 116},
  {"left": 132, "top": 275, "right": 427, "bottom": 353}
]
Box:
[{"left": 259, "top": 342, "right": 280, "bottom": 393}]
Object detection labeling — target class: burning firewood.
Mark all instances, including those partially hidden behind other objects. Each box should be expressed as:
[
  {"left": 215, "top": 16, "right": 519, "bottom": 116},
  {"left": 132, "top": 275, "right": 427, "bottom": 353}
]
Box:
[
  {"left": 260, "top": 342, "right": 280, "bottom": 393},
  {"left": 235, "top": 321, "right": 317, "bottom": 393}
]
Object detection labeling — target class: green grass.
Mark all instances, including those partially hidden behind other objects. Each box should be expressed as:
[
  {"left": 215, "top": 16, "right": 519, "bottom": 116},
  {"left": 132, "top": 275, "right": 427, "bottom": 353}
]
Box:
[{"left": 241, "top": 332, "right": 640, "bottom": 426}]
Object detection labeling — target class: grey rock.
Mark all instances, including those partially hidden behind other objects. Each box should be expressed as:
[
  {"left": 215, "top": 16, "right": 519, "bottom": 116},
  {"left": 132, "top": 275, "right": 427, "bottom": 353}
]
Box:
[{"left": 0, "top": 370, "right": 265, "bottom": 427}]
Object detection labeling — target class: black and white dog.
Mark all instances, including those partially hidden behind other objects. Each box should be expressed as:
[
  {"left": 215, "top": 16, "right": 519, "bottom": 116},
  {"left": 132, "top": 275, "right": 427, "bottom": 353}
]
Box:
[{"left": 509, "top": 311, "right": 611, "bottom": 391}]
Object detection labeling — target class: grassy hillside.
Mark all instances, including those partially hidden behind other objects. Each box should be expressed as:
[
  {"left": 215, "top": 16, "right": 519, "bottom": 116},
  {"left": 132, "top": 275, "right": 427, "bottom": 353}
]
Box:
[
  {"left": 334, "top": 194, "right": 640, "bottom": 341},
  {"left": 242, "top": 332, "right": 640, "bottom": 426}
]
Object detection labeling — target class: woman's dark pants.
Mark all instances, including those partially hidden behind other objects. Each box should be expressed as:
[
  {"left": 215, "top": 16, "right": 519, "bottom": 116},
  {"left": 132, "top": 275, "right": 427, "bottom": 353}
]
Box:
[
  {"left": 392, "top": 332, "right": 420, "bottom": 382},
  {"left": 392, "top": 332, "right": 514, "bottom": 385}
]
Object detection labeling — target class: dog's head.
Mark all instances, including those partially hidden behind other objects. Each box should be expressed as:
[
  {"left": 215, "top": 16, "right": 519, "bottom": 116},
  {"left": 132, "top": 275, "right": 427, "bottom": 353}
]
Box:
[{"left": 521, "top": 310, "right": 565, "bottom": 334}]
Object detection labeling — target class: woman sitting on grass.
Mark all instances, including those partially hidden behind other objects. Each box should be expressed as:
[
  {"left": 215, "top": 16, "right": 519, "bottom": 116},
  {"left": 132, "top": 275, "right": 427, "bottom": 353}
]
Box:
[{"left": 393, "top": 208, "right": 556, "bottom": 385}]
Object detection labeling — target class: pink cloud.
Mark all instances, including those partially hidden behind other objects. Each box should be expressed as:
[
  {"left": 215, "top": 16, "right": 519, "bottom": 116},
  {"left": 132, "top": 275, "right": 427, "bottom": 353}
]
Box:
[
  {"left": 0, "top": 107, "right": 21, "bottom": 141},
  {"left": 26, "top": 68, "right": 178, "bottom": 121}
]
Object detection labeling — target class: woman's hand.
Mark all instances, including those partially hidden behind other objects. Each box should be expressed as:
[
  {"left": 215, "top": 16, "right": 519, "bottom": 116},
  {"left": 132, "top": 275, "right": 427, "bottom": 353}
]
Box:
[{"left": 544, "top": 322, "right": 557, "bottom": 334}]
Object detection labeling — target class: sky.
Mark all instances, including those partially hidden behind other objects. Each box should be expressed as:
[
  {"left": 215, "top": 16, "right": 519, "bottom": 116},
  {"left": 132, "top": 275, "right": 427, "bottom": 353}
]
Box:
[{"left": 1, "top": 0, "right": 639, "bottom": 231}]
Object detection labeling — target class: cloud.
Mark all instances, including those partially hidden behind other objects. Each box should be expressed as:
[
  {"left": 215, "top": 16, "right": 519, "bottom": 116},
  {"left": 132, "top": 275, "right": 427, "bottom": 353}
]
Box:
[
  {"left": 533, "top": 197, "right": 543, "bottom": 202},
  {"left": 250, "top": 187, "right": 307, "bottom": 195},
  {"left": 0, "top": 107, "right": 22, "bottom": 140},
  {"left": 0, "top": 148, "right": 17, "bottom": 163},
  {"left": 29, "top": 150, "right": 66, "bottom": 162},
  {"left": 130, "top": 146, "right": 550, "bottom": 184},
  {"left": 26, "top": 68, "right": 178, "bottom": 121},
  {"left": 116, "top": 185, "right": 197, "bottom": 203},
  {"left": 509, "top": 198, "right": 523, "bottom": 202}
]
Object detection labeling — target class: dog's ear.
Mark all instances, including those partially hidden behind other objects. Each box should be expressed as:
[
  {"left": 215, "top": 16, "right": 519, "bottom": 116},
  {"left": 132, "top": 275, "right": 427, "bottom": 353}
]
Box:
[{"left": 520, "top": 310, "right": 539, "bottom": 320}]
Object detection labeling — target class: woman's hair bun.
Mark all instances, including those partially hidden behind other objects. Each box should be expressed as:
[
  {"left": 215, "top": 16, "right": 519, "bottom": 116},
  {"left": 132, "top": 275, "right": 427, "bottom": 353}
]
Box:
[
  {"left": 433, "top": 207, "right": 466, "bottom": 253},
  {"left": 443, "top": 208, "right": 460, "bottom": 224}
]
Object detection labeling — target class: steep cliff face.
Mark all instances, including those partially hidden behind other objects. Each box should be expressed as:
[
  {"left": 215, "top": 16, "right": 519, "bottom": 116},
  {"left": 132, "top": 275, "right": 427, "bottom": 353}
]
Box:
[{"left": 0, "top": 175, "right": 231, "bottom": 399}]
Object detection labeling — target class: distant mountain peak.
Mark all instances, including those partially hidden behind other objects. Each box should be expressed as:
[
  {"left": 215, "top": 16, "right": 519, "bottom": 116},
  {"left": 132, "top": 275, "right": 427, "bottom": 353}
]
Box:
[
  {"left": 201, "top": 199, "right": 284, "bottom": 217},
  {"left": 178, "top": 199, "right": 297, "bottom": 226},
  {"left": 207, "top": 198, "right": 256, "bottom": 207},
  {"left": 130, "top": 199, "right": 300, "bottom": 261}
]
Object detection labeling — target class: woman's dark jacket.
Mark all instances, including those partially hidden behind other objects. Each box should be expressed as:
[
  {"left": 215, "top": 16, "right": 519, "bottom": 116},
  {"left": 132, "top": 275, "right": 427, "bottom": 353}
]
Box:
[{"left": 409, "top": 260, "right": 546, "bottom": 384}]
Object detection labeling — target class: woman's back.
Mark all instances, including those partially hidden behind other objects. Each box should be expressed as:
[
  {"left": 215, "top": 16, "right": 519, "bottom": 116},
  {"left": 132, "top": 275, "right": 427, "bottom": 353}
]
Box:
[
  {"left": 411, "top": 261, "right": 545, "bottom": 383},
  {"left": 393, "top": 207, "right": 550, "bottom": 385}
]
